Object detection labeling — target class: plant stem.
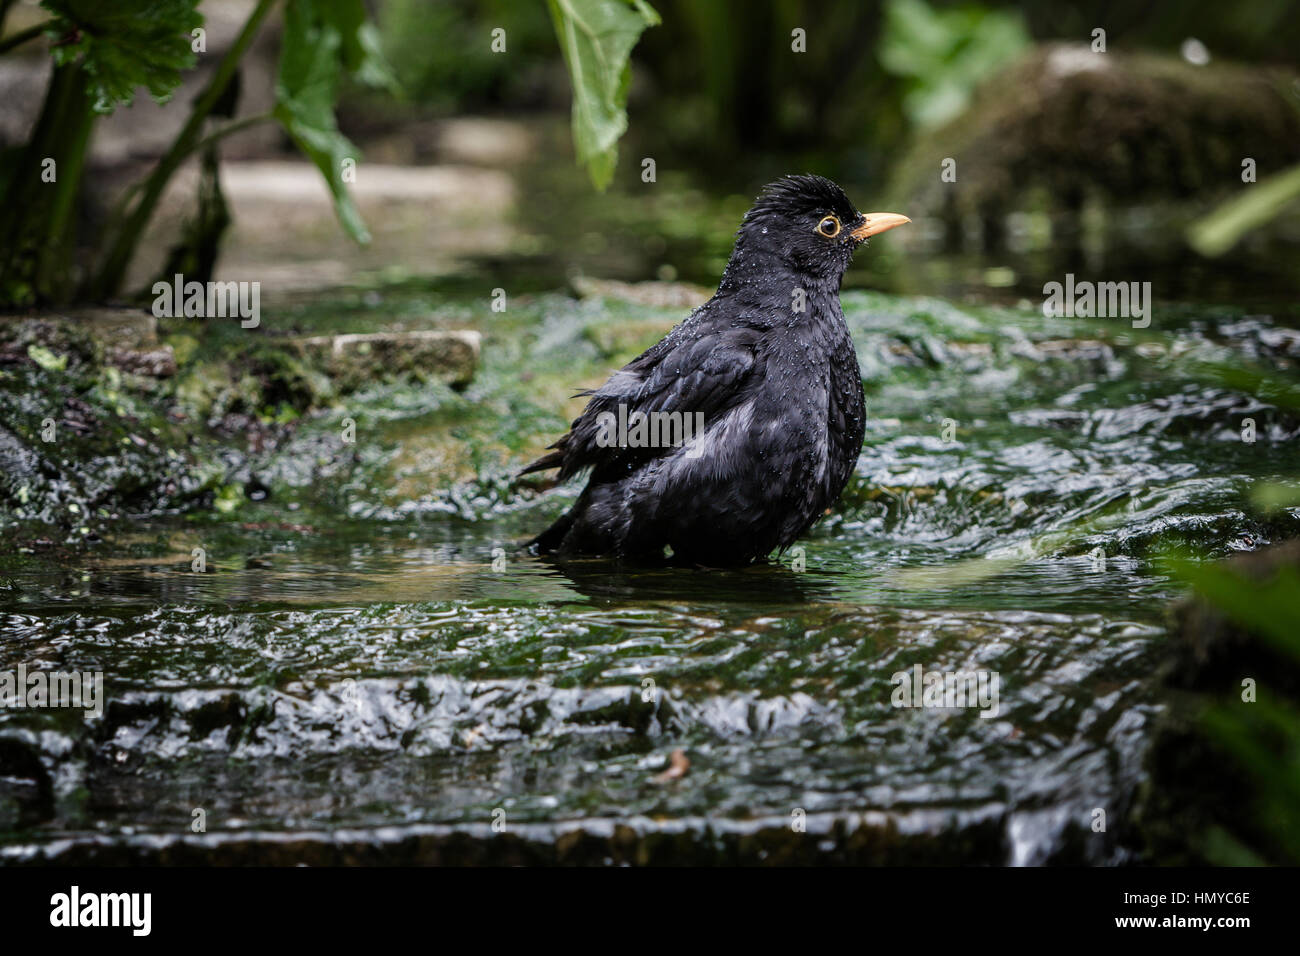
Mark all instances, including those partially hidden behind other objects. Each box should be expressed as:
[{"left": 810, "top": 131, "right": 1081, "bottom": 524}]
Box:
[
  {"left": 192, "top": 111, "right": 274, "bottom": 155},
  {"left": 35, "top": 66, "right": 94, "bottom": 297},
  {"left": 0, "top": 59, "right": 95, "bottom": 305},
  {"left": 87, "top": 0, "right": 278, "bottom": 300},
  {"left": 98, "top": 111, "right": 271, "bottom": 254}
]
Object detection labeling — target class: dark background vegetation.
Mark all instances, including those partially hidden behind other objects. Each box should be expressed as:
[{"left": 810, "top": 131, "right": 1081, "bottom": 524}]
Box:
[
  {"left": 369, "top": 0, "right": 1300, "bottom": 182},
  {"left": 361, "top": 0, "right": 1300, "bottom": 303}
]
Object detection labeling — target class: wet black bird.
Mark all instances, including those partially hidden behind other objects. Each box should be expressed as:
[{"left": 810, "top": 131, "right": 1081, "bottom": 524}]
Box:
[{"left": 523, "top": 175, "right": 909, "bottom": 565}]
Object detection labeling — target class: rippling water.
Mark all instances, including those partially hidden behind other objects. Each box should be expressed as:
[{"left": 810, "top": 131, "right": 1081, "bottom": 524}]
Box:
[{"left": 1, "top": 290, "right": 1296, "bottom": 864}]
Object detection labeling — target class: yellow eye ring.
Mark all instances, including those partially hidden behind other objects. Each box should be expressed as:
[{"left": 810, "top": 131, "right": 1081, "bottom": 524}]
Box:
[{"left": 816, "top": 215, "right": 841, "bottom": 238}]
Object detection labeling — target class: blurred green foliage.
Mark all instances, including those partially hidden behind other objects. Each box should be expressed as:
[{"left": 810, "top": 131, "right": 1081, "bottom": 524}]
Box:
[
  {"left": 377, "top": 0, "right": 556, "bottom": 110},
  {"left": 0, "top": 0, "right": 207, "bottom": 305},
  {"left": 1203, "top": 697, "right": 1300, "bottom": 865},
  {"left": 0, "top": 0, "right": 667, "bottom": 305},
  {"left": 41, "top": 0, "right": 203, "bottom": 112},
  {"left": 377, "top": 0, "right": 658, "bottom": 189},
  {"left": 1170, "top": 554, "right": 1300, "bottom": 864},
  {"left": 879, "top": 0, "right": 1029, "bottom": 129},
  {"left": 1167, "top": 328, "right": 1300, "bottom": 865},
  {"left": 1175, "top": 559, "right": 1300, "bottom": 656},
  {"left": 367, "top": 0, "right": 1300, "bottom": 193},
  {"left": 87, "top": 0, "right": 389, "bottom": 299},
  {"left": 0, "top": 0, "right": 392, "bottom": 304},
  {"left": 1189, "top": 163, "right": 1300, "bottom": 256}
]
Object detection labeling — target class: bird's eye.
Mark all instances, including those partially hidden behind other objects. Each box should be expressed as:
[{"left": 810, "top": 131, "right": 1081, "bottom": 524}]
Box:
[{"left": 816, "top": 215, "right": 841, "bottom": 238}]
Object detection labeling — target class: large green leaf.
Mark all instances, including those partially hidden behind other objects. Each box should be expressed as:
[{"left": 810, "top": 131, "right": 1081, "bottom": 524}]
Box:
[
  {"left": 273, "top": 0, "right": 394, "bottom": 244},
  {"left": 41, "top": 0, "right": 203, "bottom": 113},
  {"left": 547, "top": 0, "right": 659, "bottom": 190}
]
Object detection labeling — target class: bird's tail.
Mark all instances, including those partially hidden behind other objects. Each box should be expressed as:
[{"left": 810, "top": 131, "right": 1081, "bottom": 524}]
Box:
[
  {"left": 518, "top": 448, "right": 563, "bottom": 477},
  {"left": 529, "top": 503, "right": 577, "bottom": 553}
]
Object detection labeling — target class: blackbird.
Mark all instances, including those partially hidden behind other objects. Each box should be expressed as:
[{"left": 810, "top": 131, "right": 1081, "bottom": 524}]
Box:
[{"left": 523, "top": 174, "right": 909, "bottom": 565}]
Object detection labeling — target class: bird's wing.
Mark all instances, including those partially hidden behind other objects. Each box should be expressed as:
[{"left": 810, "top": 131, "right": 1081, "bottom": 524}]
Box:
[{"left": 521, "top": 322, "right": 762, "bottom": 480}]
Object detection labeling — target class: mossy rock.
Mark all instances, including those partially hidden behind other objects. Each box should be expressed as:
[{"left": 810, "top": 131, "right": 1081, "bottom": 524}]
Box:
[
  {"left": 0, "top": 312, "right": 176, "bottom": 377},
  {"left": 889, "top": 44, "right": 1300, "bottom": 235},
  {"left": 285, "top": 330, "right": 480, "bottom": 392}
]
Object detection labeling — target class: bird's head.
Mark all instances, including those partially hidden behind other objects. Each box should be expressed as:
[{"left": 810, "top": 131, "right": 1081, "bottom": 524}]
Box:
[{"left": 725, "top": 174, "right": 909, "bottom": 289}]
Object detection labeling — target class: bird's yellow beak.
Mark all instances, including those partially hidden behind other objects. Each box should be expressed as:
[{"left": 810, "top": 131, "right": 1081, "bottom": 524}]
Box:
[{"left": 851, "top": 213, "right": 911, "bottom": 241}]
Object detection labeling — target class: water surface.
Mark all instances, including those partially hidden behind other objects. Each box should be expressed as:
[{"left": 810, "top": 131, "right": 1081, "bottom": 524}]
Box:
[{"left": 2, "top": 288, "right": 1297, "bottom": 864}]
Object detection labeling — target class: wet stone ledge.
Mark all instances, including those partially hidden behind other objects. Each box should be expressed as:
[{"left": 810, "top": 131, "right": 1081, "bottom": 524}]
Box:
[
  {"left": 0, "top": 807, "right": 1010, "bottom": 866},
  {"left": 0, "top": 311, "right": 177, "bottom": 378},
  {"left": 285, "top": 330, "right": 481, "bottom": 391}
]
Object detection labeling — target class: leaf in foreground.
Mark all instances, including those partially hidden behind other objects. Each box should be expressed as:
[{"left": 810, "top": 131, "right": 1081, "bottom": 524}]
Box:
[
  {"left": 273, "top": 0, "right": 390, "bottom": 244},
  {"left": 41, "top": 0, "right": 203, "bottom": 113},
  {"left": 548, "top": 0, "right": 659, "bottom": 190}
]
